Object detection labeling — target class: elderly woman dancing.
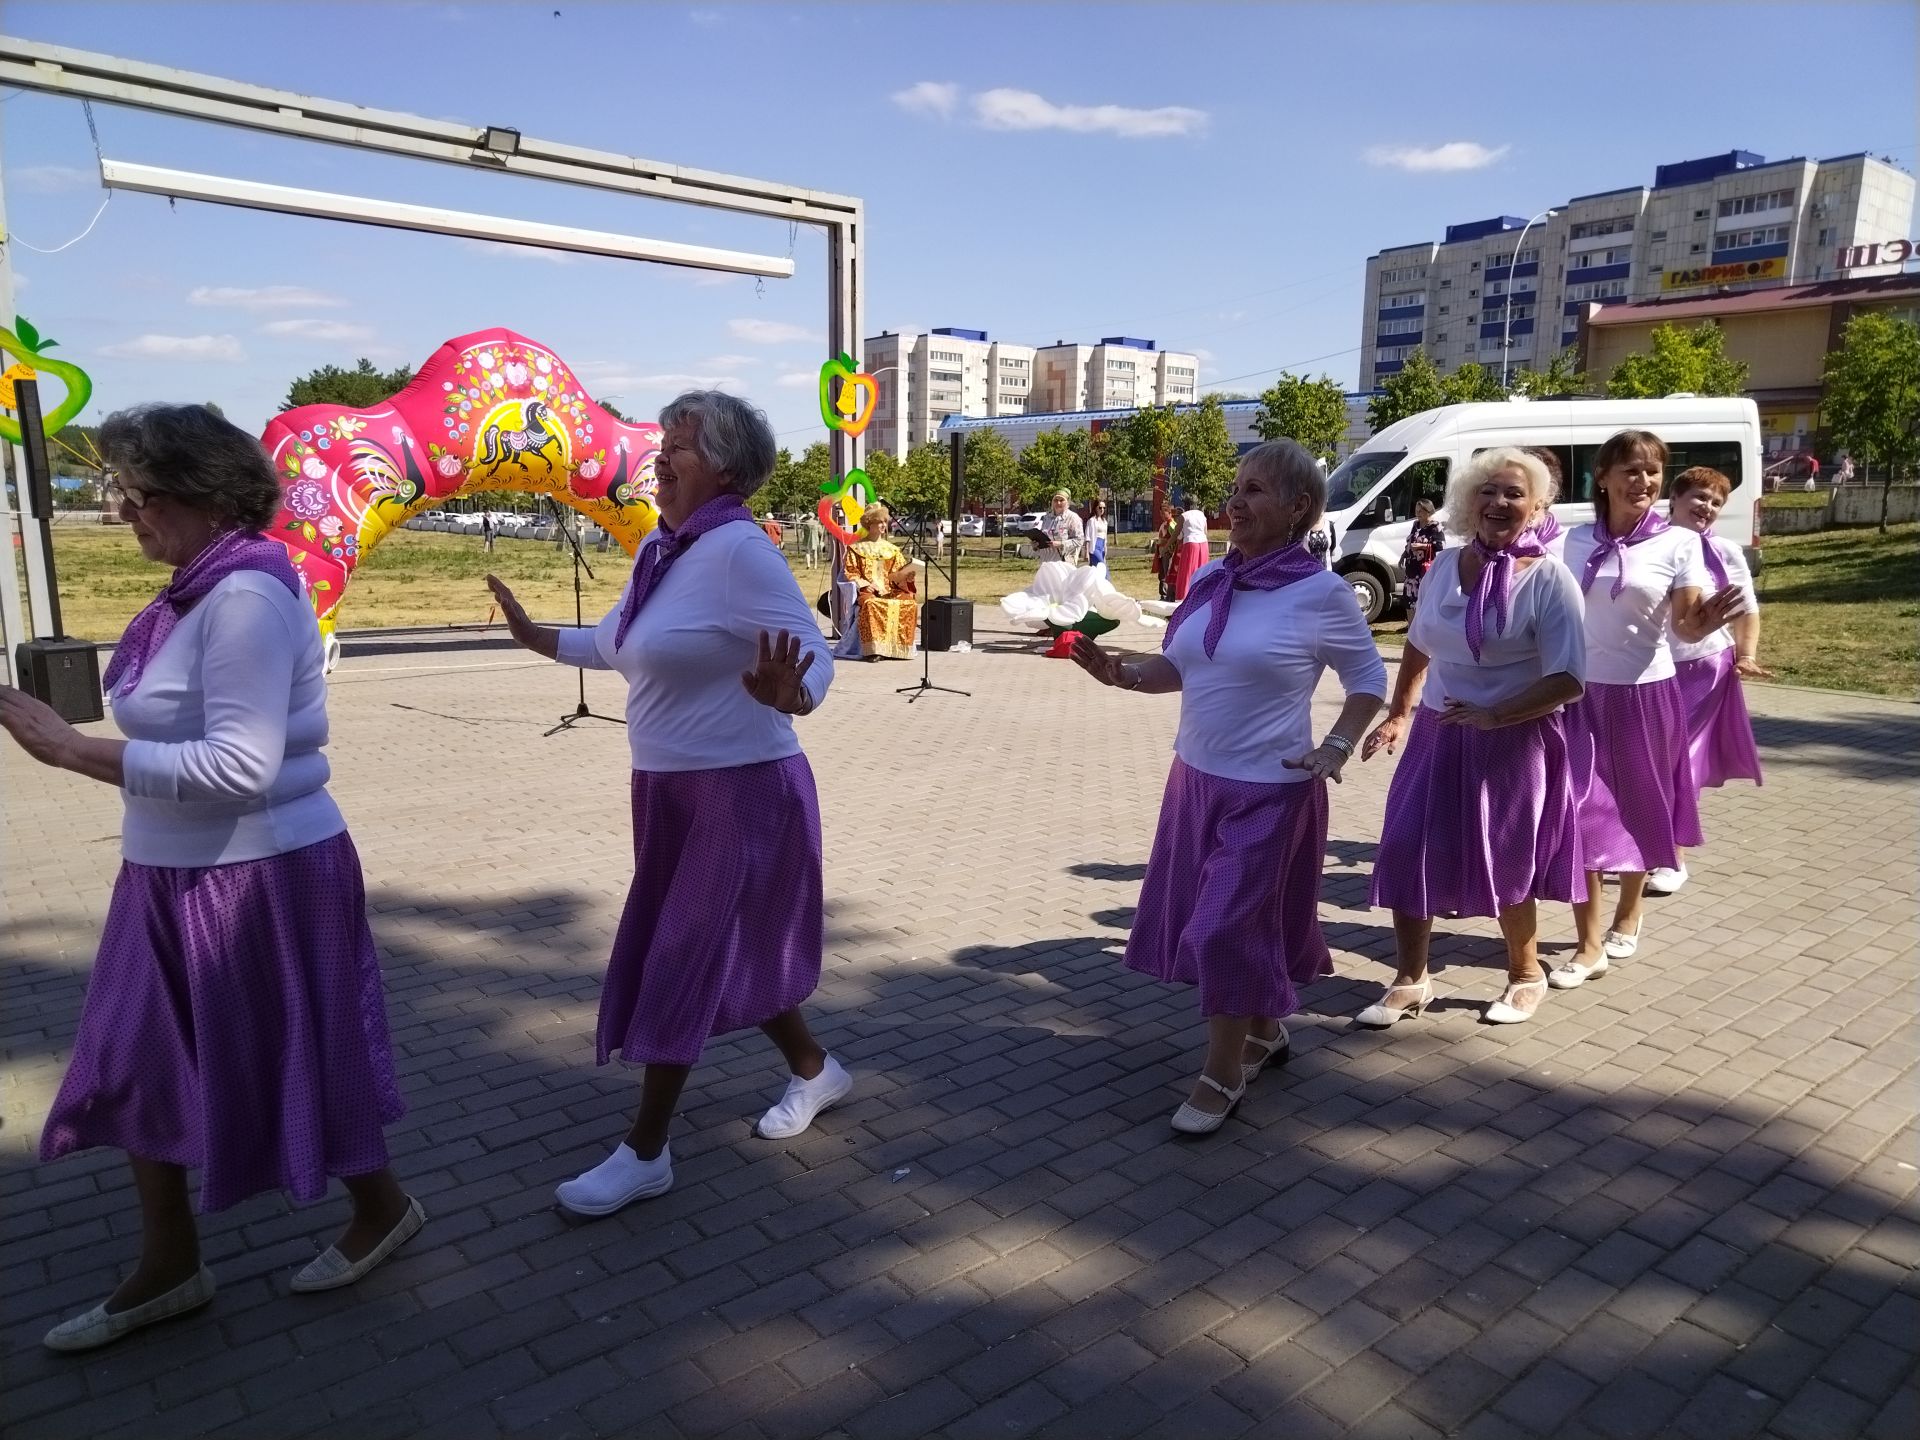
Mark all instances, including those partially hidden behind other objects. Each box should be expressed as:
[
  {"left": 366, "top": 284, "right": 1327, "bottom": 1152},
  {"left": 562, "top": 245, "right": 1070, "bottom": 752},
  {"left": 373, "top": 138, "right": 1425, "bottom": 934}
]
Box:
[
  {"left": 1646, "top": 465, "right": 1767, "bottom": 896},
  {"left": 0, "top": 405, "right": 417, "bottom": 1352},
  {"left": 488, "top": 391, "right": 846, "bottom": 1217},
  {"left": 1359, "top": 449, "right": 1587, "bottom": 1026},
  {"left": 1072, "top": 440, "right": 1386, "bottom": 1133},
  {"left": 1549, "top": 431, "right": 1745, "bottom": 988}
]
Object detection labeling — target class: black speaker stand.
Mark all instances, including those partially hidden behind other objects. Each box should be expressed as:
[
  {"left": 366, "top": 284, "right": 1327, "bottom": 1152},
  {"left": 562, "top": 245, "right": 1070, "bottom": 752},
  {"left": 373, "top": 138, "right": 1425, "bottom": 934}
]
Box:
[
  {"left": 895, "top": 513, "right": 968, "bottom": 703},
  {"left": 544, "top": 502, "right": 626, "bottom": 737}
]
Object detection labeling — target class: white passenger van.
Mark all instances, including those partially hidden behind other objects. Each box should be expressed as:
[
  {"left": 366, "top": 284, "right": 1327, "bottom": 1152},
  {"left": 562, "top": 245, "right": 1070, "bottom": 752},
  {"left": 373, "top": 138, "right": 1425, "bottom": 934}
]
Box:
[{"left": 1321, "top": 397, "right": 1763, "bottom": 622}]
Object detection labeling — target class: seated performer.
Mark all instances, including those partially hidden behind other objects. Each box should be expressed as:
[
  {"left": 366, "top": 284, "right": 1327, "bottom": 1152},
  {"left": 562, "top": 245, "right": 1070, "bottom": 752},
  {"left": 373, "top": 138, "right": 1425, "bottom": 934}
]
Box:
[{"left": 843, "top": 504, "right": 918, "bottom": 659}]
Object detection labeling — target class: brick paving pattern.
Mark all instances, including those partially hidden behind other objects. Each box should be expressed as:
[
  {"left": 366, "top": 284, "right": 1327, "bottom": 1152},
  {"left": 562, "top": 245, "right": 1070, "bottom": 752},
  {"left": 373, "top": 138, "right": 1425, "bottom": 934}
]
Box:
[{"left": 3, "top": 614, "right": 1915, "bottom": 1440}]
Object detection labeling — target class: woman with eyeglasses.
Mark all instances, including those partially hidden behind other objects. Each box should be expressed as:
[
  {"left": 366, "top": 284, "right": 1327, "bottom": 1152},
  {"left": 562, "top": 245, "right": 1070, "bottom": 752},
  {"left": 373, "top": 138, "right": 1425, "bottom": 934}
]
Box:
[{"left": 0, "top": 406, "right": 419, "bottom": 1352}]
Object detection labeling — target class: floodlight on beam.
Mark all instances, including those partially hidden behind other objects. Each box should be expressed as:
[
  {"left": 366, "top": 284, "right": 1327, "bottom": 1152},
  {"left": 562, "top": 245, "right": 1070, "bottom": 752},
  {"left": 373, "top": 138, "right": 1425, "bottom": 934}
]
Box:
[{"left": 97, "top": 159, "right": 796, "bottom": 278}]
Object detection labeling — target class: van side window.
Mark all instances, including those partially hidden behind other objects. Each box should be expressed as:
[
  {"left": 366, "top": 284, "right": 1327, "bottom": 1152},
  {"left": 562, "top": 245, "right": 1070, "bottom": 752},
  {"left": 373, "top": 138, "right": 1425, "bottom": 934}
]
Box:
[
  {"left": 1572, "top": 440, "right": 1744, "bottom": 502},
  {"left": 1362, "top": 457, "right": 1450, "bottom": 525}
]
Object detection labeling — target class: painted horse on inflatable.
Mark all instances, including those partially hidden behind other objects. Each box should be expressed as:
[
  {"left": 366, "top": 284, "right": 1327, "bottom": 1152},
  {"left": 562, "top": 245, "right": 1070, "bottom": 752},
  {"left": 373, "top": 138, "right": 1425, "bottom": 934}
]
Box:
[{"left": 259, "top": 327, "right": 662, "bottom": 643}]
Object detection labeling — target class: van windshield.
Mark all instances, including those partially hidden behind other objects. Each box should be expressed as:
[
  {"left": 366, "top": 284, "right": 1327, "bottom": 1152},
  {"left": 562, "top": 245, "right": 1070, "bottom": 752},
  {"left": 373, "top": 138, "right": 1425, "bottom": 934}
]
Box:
[{"left": 1326, "top": 450, "right": 1407, "bottom": 513}]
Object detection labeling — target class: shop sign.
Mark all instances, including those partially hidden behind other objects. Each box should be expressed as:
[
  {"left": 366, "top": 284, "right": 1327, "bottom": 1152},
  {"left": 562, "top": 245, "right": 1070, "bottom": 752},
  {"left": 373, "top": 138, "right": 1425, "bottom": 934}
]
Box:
[
  {"left": 1835, "top": 239, "right": 1915, "bottom": 268},
  {"left": 1661, "top": 257, "right": 1787, "bottom": 291}
]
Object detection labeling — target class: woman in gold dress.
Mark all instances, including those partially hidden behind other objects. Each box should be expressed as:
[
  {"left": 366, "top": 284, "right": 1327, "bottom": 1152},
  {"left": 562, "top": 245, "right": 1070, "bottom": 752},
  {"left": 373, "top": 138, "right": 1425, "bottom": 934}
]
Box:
[{"left": 844, "top": 505, "right": 918, "bottom": 659}]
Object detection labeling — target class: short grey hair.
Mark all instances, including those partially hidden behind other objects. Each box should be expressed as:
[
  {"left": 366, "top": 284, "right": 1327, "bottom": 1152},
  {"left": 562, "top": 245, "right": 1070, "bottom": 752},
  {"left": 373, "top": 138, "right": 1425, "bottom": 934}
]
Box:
[
  {"left": 1238, "top": 439, "right": 1328, "bottom": 531},
  {"left": 1442, "top": 447, "right": 1555, "bottom": 533},
  {"left": 99, "top": 403, "right": 282, "bottom": 531},
  {"left": 658, "top": 390, "right": 778, "bottom": 498}
]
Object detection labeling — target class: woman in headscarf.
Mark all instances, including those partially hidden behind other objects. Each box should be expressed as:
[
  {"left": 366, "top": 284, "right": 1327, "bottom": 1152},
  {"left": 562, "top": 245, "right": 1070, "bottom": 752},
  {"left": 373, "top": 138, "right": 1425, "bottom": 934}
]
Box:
[{"left": 842, "top": 503, "right": 918, "bottom": 659}]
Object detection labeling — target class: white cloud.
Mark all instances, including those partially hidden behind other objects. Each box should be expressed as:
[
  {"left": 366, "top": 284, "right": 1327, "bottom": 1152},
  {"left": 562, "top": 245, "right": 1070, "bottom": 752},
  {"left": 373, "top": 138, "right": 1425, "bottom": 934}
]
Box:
[
  {"left": 13, "top": 165, "right": 92, "bottom": 194},
  {"left": 101, "top": 333, "right": 246, "bottom": 362},
  {"left": 699, "top": 353, "right": 762, "bottom": 368},
  {"left": 572, "top": 368, "right": 746, "bottom": 394},
  {"left": 775, "top": 370, "right": 816, "bottom": 388},
  {"left": 12, "top": 274, "right": 26, "bottom": 293},
  {"left": 688, "top": 8, "right": 724, "bottom": 24},
  {"left": 891, "top": 81, "right": 959, "bottom": 118},
  {"left": 261, "top": 318, "right": 378, "bottom": 342},
  {"left": 189, "top": 285, "right": 345, "bottom": 311},
  {"left": 728, "top": 318, "right": 822, "bottom": 345},
  {"left": 1364, "top": 141, "right": 1510, "bottom": 173},
  {"left": 972, "top": 88, "right": 1207, "bottom": 139},
  {"left": 455, "top": 238, "right": 578, "bottom": 265},
  {"left": 1190, "top": 347, "right": 1217, "bottom": 374}
]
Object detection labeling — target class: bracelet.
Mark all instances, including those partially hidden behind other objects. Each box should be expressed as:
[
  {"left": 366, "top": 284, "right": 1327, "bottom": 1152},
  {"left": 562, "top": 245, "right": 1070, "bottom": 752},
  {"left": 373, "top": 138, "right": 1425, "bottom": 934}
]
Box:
[
  {"left": 1736, "top": 652, "right": 1757, "bottom": 661},
  {"left": 1121, "top": 664, "right": 1142, "bottom": 691},
  {"left": 1321, "top": 734, "right": 1354, "bottom": 758}
]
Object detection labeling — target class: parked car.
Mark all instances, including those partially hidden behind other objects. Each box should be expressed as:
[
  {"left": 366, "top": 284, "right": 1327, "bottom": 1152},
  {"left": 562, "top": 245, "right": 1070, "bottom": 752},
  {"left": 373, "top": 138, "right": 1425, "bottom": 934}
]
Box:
[{"left": 957, "top": 515, "right": 985, "bottom": 538}]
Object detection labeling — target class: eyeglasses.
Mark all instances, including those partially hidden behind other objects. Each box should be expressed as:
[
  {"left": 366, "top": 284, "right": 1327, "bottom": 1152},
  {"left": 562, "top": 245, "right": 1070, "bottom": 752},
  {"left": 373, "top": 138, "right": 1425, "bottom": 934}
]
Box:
[{"left": 103, "top": 471, "right": 153, "bottom": 510}]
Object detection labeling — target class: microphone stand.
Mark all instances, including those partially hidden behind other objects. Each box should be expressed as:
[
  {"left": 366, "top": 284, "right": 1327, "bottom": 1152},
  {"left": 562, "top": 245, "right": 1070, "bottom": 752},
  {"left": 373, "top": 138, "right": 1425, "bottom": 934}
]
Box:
[
  {"left": 895, "top": 507, "right": 969, "bottom": 703},
  {"left": 544, "top": 498, "right": 627, "bottom": 736}
]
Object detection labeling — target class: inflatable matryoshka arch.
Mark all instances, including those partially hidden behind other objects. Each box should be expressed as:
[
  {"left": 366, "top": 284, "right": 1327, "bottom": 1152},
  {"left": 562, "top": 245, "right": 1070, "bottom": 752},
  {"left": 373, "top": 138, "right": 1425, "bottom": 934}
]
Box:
[{"left": 260, "top": 327, "right": 662, "bottom": 663}]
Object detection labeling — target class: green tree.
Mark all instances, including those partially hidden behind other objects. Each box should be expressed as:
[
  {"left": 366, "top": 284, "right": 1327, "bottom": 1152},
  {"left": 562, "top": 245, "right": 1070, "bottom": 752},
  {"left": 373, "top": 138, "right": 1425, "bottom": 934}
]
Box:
[
  {"left": 283, "top": 358, "right": 418, "bottom": 410},
  {"left": 962, "top": 427, "right": 1020, "bottom": 511},
  {"left": 1605, "top": 321, "right": 1748, "bottom": 398},
  {"left": 1108, "top": 403, "right": 1184, "bottom": 515},
  {"left": 1017, "top": 428, "right": 1094, "bottom": 509},
  {"left": 1173, "top": 395, "right": 1239, "bottom": 516},
  {"left": 1511, "top": 347, "right": 1590, "bottom": 398},
  {"left": 1252, "top": 373, "right": 1349, "bottom": 463},
  {"left": 597, "top": 397, "right": 631, "bottom": 422},
  {"left": 1443, "top": 361, "right": 1507, "bottom": 404},
  {"left": 203, "top": 400, "right": 225, "bottom": 419},
  {"left": 1366, "top": 348, "right": 1449, "bottom": 431},
  {"left": 893, "top": 441, "right": 953, "bottom": 522},
  {"left": 1822, "top": 311, "right": 1920, "bottom": 533}
]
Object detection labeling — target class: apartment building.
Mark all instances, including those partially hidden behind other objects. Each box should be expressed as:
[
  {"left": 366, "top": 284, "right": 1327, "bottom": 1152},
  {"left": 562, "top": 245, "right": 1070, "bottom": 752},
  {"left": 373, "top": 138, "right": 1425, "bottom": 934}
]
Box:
[
  {"left": 1359, "top": 149, "right": 1916, "bottom": 389},
  {"left": 867, "top": 329, "right": 1197, "bottom": 458}
]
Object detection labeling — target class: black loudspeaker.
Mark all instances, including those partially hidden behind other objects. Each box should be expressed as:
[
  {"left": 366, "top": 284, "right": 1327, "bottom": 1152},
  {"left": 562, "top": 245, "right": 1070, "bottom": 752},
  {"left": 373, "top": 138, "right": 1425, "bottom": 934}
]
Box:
[
  {"left": 922, "top": 596, "right": 973, "bottom": 652},
  {"left": 15, "top": 639, "right": 104, "bottom": 724}
]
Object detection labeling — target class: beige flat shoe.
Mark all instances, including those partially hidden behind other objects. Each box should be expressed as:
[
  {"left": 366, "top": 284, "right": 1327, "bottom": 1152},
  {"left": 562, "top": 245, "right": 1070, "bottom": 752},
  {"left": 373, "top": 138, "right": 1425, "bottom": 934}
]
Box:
[
  {"left": 1171, "top": 1074, "right": 1246, "bottom": 1136},
  {"left": 44, "top": 1265, "right": 216, "bottom": 1353},
  {"left": 291, "top": 1197, "right": 427, "bottom": 1293}
]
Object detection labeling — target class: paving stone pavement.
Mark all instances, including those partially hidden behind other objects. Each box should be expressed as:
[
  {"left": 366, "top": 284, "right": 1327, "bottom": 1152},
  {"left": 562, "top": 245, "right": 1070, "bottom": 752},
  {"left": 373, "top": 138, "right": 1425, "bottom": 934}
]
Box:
[{"left": 3, "top": 614, "right": 1916, "bottom": 1440}]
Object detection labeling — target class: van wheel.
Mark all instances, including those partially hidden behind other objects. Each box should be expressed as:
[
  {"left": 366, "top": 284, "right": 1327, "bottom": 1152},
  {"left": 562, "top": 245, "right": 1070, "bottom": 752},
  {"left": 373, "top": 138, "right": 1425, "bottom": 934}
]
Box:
[{"left": 1343, "top": 568, "right": 1390, "bottom": 624}]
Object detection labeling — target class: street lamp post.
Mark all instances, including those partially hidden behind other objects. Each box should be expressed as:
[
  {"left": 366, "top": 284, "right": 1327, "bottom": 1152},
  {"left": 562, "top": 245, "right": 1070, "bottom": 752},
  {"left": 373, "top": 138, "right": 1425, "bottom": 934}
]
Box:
[{"left": 1501, "top": 208, "right": 1558, "bottom": 389}]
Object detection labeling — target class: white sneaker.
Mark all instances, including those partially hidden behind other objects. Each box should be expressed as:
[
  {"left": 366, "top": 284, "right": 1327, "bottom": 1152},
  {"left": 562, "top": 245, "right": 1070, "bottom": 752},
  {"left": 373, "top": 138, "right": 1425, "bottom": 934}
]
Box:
[
  {"left": 756, "top": 1055, "right": 853, "bottom": 1139},
  {"left": 555, "top": 1142, "right": 673, "bottom": 1217},
  {"left": 1645, "top": 867, "right": 1689, "bottom": 896}
]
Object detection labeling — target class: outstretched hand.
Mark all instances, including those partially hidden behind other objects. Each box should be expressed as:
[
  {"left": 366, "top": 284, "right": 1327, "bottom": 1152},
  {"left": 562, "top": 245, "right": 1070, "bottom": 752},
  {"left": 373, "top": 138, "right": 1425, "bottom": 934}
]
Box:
[
  {"left": 0, "top": 684, "right": 77, "bottom": 769},
  {"left": 742, "top": 630, "right": 816, "bottom": 714},
  {"left": 1281, "top": 746, "right": 1348, "bottom": 784},
  {"left": 1069, "top": 633, "right": 1127, "bottom": 688},
  {"left": 1362, "top": 714, "right": 1407, "bottom": 761},
  {"left": 485, "top": 575, "right": 543, "bottom": 651}
]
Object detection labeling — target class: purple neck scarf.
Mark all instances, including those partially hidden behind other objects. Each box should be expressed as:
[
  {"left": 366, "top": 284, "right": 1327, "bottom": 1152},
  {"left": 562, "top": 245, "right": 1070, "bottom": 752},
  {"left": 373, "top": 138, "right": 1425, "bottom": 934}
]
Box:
[
  {"left": 1162, "top": 540, "right": 1324, "bottom": 659},
  {"left": 1579, "top": 506, "right": 1670, "bottom": 598},
  {"left": 104, "top": 529, "right": 301, "bottom": 696},
  {"left": 614, "top": 493, "right": 752, "bottom": 648},
  {"left": 1464, "top": 525, "right": 1552, "bottom": 663},
  {"left": 1694, "top": 529, "right": 1731, "bottom": 590},
  {"left": 1532, "top": 511, "right": 1562, "bottom": 545}
]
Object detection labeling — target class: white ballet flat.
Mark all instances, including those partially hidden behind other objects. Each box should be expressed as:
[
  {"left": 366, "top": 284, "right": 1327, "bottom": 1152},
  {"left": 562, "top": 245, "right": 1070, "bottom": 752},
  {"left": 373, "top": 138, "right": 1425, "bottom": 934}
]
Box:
[
  {"left": 291, "top": 1198, "right": 427, "bottom": 1292},
  {"left": 1356, "top": 978, "right": 1433, "bottom": 1028},
  {"left": 1548, "top": 954, "right": 1609, "bottom": 989},
  {"left": 1603, "top": 926, "right": 1642, "bottom": 959},
  {"left": 44, "top": 1266, "right": 216, "bottom": 1353},
  {"left": 1240, "top": 1025, "right": 1291, "bottom": 1084},
  {"left": 1644, "top": 867, "right": 1689, "bottom": 896},
  {"left": 1171, "top": 1074, "right": 1246, "bottom": 1135},
  {"left": 1485, "top": 978, "right": 1548, "bottom": 1024}
]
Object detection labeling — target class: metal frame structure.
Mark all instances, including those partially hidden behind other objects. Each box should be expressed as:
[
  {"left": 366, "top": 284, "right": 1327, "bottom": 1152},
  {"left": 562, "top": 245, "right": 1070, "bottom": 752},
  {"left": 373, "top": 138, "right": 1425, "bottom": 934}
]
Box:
[{"left": 0, "top": 35, "right": 864, "bottom": 681}]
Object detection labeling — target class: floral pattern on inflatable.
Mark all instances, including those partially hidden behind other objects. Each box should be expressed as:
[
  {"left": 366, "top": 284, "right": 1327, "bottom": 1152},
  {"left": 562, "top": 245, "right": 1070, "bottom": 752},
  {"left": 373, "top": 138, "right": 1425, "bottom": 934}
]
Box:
[{"left": 260, "top": 327, "right": 662, "bottom": 629}]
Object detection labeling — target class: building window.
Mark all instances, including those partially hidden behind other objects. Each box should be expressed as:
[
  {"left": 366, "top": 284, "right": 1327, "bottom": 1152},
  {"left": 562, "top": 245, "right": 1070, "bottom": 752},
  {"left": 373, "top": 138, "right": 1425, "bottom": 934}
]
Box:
[
  {"left": 1470, "top": 260, "right": 1480, "bottom": 271},
  {"left": 930, "top": 349, "right": 964, "bottom": 363},
  {"left": 1377, "top": 317, "right": 1424, "bottom": 336},
  {"left": 1435, "top": 332, "right": 1448, "bottom": 342},
  {"left": 1690, "top": 242, "right": 1706, "bottom": 254},
  {"left": 1570, "top": 216, "right": 1635, "bottom": 241},
  {"left": 1694, "top": 208, "right": 1710, "bottom": 220},
  {"left": 1379, "top": 264, "right": 1429, "bottom": 284},
  {"left": 1468, "top": 288, "right": 1479, "bottom": 298},
  {"left": 1719, "top": 224, "right": 1790, "bottom": 249},
  {"left": 1650, "top": 230, "right": 1667, "bottom": 242},
  {"left": 1440, "top": 278, "right": 1452, "bottom": 289},
  {"left": 1382, "top": 291, "right": 1426, "bottom": 310},
  {"left": 1571, "top": 247, "right": 1633, "bottom": 270},
  {"left": 1718, "top": 188, "right": 1795, "bottom": 218}
]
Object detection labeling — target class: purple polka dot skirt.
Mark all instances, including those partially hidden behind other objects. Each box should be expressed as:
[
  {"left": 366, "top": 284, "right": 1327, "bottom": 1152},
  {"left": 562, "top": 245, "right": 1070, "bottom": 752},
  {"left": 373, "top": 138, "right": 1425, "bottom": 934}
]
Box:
[
  {"left": 39, "top": 832, "right": 404, "bottom": 1213},
  {"left": 1370, "top": 707, "right": 1589, "bottom": 919},
  {"left": 599, "top": 756, "right": 824, "bottom": 1067},
  {"left": 1125, "top": 759, "right": 1332, "bottom": 1019},
  {"left": 1564, "top": 678, "right": 1703, "bottom": 875},
  {"left": 1675, "top": 650, "right": 1763, "bottom": 792}
]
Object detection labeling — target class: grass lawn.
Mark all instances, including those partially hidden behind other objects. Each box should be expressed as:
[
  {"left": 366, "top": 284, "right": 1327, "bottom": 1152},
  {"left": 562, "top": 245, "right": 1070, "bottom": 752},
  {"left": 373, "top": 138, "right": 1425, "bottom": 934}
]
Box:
[
  {"left": 1758, "top": 491, "right": 1831, "bottom": 511},
  {"left": 47, "top": 523, "right": 1915, "bottom": 696}
]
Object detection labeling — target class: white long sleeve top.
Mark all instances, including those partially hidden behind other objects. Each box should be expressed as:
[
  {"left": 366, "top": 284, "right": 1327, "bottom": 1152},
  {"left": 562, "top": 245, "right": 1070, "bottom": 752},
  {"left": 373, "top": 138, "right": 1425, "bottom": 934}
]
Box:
[
  {"left": 1670, "top": 534, "right": 1756, "bottom": 664},
  {"left": 1407, "top": 549, "right": 1587, "bottom": 710},
  {"left": 556, "top": 521, "right": 833, "bottom": 772},
  {"left": 1554, "top": 524, "right": 1713, "bottom": 686},
  {"left": 1163, "top": 565, "right": 1389, "bottom": 783},
  {"left": 113, "top": 571, "right": 345, "bottom": 867}
]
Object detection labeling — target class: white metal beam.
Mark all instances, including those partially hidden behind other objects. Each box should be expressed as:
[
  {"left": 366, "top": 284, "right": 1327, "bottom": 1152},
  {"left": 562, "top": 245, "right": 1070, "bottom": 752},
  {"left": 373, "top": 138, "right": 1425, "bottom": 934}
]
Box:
[
  {"left": 0, "top": 35, "right": 860, "bottom": 229},
  {"left": 99, "top": 160, "right": 797, "bottom": 278}
]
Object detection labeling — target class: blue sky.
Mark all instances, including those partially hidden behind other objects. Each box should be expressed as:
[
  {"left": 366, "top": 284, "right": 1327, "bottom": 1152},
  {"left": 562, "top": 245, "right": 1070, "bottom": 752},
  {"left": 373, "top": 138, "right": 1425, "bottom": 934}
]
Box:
[{"left": 5, "top": 1, "right": 1915, "bottom": 445}]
